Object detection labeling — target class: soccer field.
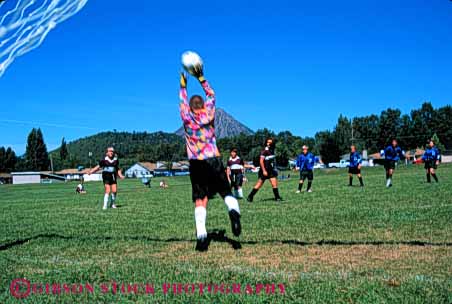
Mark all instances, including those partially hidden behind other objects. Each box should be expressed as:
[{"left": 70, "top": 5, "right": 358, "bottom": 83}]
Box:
[{"left": 1, "top": 164, "right": 451, "bottom": 303}]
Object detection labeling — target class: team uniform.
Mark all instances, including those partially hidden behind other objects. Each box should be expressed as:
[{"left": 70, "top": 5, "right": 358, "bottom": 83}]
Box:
[
  {"left": 227, "top": 156, "right": 245, "bottom": 198},
  {"left": 422, "top": 147, "right": 440, "bottom": 170},
  {"left": 422, "top": 146, "right": 440, "bottom": 183},
  {"left": 180, "top": 78, "right": 241, "bottom": 250},
  {"left": 247, "top": 145, "right": 282, "bottom": 202},
  {"left": 348, "top": 151, "right": 364, "bottom": 187},
  {"left": 258, "top": 147, "right": 278, "bottom": 180},
  {"left": 296, "top": 152, "right": 315, "bottom": 192},
  {"left": 381, "top": 145, "right": 405, "bottom": 187},
  {"left": 98, "top": 156, "right": 120, "bottom": 185}
]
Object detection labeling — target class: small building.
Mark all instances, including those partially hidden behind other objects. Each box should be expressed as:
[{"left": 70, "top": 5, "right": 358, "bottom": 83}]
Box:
[
  {"left": 82, "top": 168, "right": 103, "bottom": 182},
  {"left": 55, "top": 169, "right": 85, "bottom": 181},
  {"left": 154, "top": 161, "right": 190, "bottom": 176},
  {"left": 0, "top": 173, "right": 12, "bottom": 184},
  {"left": 11, "top": 172, "right": 66, "bottom": 185},
  {"left": 125, "top": 162, "right": 156, "bottom": 178}
]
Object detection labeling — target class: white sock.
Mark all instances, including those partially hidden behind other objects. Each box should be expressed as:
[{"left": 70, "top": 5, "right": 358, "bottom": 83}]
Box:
[
  {"left": 111, "top": 193, "right": 116, "bottom": 204},
  {"left": 237, "top": 188, "right": 243, "bottom": 198},
  {"left": 225, "top": 195, "right": 240, "bottom": 214},
  {"left": 194, "top": 206, "right": 207, "bottom": 239},
  {"left": 103, "top": 194, "right": 109, "bottom": 208},
  {"left": 386, "top": 178, "right": 392, "bottom": 187}
]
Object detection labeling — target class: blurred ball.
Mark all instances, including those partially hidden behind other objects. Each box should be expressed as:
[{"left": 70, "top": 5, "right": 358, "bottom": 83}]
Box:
[{"left": 181, "top": 51, "right": 203, "bottom": 76}]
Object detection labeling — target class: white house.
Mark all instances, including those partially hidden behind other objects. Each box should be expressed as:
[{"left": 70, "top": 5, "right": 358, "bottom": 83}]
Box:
[
  {"left": 11, "top": 172, "right": 66, "bottom": 185},
  {"left": 125, "top": 162, "right": 156, "bottom": 178}
]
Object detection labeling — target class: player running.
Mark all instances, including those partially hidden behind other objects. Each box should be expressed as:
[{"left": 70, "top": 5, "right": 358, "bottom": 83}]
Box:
[
  {"left": 295, "top": 145, "right": 316, "bottom": 193},
  {"left": 380, "top": 139, "right": 405, "bottom": 188},
  {"left": 348, "top": 145, "right": 364, "bottom": 187},
  {"left": 179, "top": 67, "right": 241, "bottom": 252},
  {"left": 247, "top": 138, "right": 283, "bottom": 202},
  {"left": 227, "top": 148, "right": 245, "bottom": 199},
  {"left": 88, "top": 147, "right": 125, "bottom": 209},
  {"left": 422, "top": 139, "right": 441, "bottom": 183}
]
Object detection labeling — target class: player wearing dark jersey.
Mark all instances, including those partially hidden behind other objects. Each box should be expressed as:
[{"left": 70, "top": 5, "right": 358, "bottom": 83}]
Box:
[
  {"left": 380, "top": 139, "right": 405, "bottom": 188},
  {"left": 422, "top": 139, "right": 441, "bottom": 183},
  {"left": 295, "top": 145, "right": 317, "bottom": 193},
  {"left": 227, "top": 149, "right": 245, "bottom": 199},
  {"left": 247, "top": 138, "right": 283, "bottom": 202},
  {"left": 179, "top": 69, "right": 241, "bottom": 252},
  {"left": 348, "top": 145, "right": 364, "bottom": 187},
  {"left": 88, "top": 147, "right": 124, "bottom": 209}
]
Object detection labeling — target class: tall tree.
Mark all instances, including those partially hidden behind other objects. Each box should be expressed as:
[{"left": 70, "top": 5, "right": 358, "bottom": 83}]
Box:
[
  {"left": 316, "top": 131, "right": 340, "bottom": 164},
  {"left": 333, "top": 114, "right": 352, "bottom": 156},
  {"left": 25, "top": 128, "right": 50, "bottom": 171},
  {"left": 60, "top": 137, "right": 68, "bottom": 160},
  {"left": 378, "top": 108, "right": 402, "bottom": 148}
]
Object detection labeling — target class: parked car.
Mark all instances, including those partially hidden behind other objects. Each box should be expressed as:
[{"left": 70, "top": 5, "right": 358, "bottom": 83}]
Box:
[{"left": 328, "top": 160, "right": 350, "bottom": 168}]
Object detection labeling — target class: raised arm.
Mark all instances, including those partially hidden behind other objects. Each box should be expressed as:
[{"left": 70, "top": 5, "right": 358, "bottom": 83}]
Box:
[
  {"left": 88, "top": 165, "right": 100, "bottom": 175},
  {"left": 179, "top": 72, "right": 191, "bottom": 123},
  {"left": 200, "top": 77, "right": 215, "bottom": 122}
]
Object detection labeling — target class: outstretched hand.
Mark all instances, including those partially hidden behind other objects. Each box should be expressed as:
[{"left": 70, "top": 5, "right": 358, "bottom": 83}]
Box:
[{"left": 180, "top": 72, "right": 187, "bottom": 88}]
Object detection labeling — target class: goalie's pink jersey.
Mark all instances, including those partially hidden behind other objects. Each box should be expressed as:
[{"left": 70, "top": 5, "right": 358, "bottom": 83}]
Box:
[{"left": 179, "top": 80, "right": 220, "bottom": 160}]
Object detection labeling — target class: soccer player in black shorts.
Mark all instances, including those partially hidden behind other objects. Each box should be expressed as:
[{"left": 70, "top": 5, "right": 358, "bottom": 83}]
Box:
[
  {"left": 247, "top": 138, "right": 283, "bottom": 202},
  {"left": 380, "top": 139, "right": 405, "bottom": 188},
  {"left": 422, "top": 139, "right": 441, "bottom": 183},
  {"left": 227, "top": 148, "right": 245, "bottom": 199},
  {"left": 348, "top": 145, "right": 364, "bottom": 187},
  {"left": 179, "top": 66, "right": 241, "bottom": 251},
  {"left": 88, "top": 147, "right": 124, "bottom": 210}
]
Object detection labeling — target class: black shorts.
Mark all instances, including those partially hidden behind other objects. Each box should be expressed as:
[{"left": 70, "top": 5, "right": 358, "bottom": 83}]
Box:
[
  {"left": 102, "top": 172, "right": 117, "bottom": 185},
  {"left": 348, "top": 167, "right": 361, "bottom": 175},
  {"left": 258, "top": 168, "right": 278, "bottom": 180},
  {"left": 384, "top": 160, "right": 396, "bottom": 170},
  {"left": 189, "top": 157, "right": 232, "bottom": 202},
  {"left": 424, "top": 160, "right": 437, "bottom": 170},
  {"left": 300, "top": 170, "right": 313, "bottom": 181},
  {"left": 230, "top": 172, "right": 244, "bottom": 189}
]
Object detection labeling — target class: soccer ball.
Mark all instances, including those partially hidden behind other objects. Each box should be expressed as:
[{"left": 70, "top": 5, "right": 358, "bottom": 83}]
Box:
[{"left": 181, "top": 51, "right": 203, "bottom": 76}]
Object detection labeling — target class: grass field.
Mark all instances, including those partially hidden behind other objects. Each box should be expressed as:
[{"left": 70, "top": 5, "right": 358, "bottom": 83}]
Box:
[{"left": 1, "top": 164, "right": 452, "bottom": 303}]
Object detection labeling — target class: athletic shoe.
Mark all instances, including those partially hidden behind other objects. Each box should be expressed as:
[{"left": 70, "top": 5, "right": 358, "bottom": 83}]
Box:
[
  {"left": 111, "top": 204, "right": 117, "bottom": 209},
  {"left": 274, "top": 197, "right": 283, "bottom": 202},
  {"left": 228, "top": 210, "right": 241, "bottom": 237},
  {"left": 296, "top": 190, "right": 301, "bottom": 193},
  {"left": 246, "top": 196, "right": 253, "bottom": 203},
  {"left": 102, "top": 205, "right": 108, "bottom": 210},
  {"left": 195, "top": 237, "right": 208, "bottom": 252},
  {"left": 307, "top": 189, "right": 313, "bottom": 193}
]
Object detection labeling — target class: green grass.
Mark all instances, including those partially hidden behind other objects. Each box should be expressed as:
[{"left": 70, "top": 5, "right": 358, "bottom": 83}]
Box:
[{"left": 1, "top": 164, "right": 452, "bottom": 303}]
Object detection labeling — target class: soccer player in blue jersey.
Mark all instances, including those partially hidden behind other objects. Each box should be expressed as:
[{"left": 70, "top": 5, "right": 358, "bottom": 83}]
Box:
[
  {"left": 422, "top": 139, "right": 441, "bottom": 183},
  {"left": 348, "top": 145, "right": 364, "bottom": 187},
  {"left": 295, "top": 145, "right": 316, "bottom": 193},
  {"left": 380, "top": 139, "right": 405, "bottom": 188}
]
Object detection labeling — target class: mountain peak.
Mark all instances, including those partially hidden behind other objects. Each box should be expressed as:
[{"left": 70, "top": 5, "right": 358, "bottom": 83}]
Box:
[{"left": 175, "top": 108, "right": 254, "bottom": 138}]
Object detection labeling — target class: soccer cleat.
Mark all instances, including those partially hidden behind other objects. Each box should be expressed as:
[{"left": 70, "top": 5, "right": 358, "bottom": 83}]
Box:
[
  {"left": 246, "top": 196, "right": 253, "bottom": 203},
  {"left": 296, "top": 190, "right": 301, "bottom": 193},
  {"left": 102, "top": 205, "right": 108, "bottom": 210},
  {"left": 274, "top": 197, "right": 283, "bottom": 202},
  {"left": 111, "top": 204, "right": 117, "bottom": 209},
  {"left": 195, "top": 237, "right": 208, "bottom": 252},
  {"left": 228, "top": 210, "right": 241, "bottom": 237},
  {"left": 307, "top": 189, "right": 313, "bottom": 193}
]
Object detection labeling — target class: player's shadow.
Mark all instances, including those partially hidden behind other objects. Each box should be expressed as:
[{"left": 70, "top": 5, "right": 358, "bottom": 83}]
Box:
[{"left": 206, "top": 229, "right": 242, "bottom": 250}]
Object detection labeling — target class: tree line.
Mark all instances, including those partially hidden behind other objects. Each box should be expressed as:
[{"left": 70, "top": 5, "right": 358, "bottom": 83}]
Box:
[{"left": 0, "top": 102, "right": 450, "bottom": 173}]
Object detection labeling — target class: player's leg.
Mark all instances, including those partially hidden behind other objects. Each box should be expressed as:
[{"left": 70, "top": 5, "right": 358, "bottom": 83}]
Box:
[
  {"left": 270, "top": 177, "right": 283, "bottom": 201},
  {"left": 247, "top": 179, "right": 264, "bottom": 202},
  {"left": 430, "top": 167, "right": 438, "bottom": 182},
  {"left": 306, "top": 171, "right": 313, "bottom": 192},
  {"left": 103, "top": 184, "right": 111, "bottom": 210},
  {"left": 387, "top": 168, "right": 394, "bottom": 187},
  {"left": 111, "top": 183, "right": 118, "bottom": 208},
  {"left": 349, "top": 172, "right": 353, "bottom": 186},
  {"left": 297, "top": 171, "right": 304, "bottom": 193},
  {"left": 194, "top": 197, "right": 209, "bottom": 251},
  {"left": 357, "top": 172, "right": 364, "bottom": 187},
  {"left": 236, "top": 173, "right": 244, "bottom": 198}
]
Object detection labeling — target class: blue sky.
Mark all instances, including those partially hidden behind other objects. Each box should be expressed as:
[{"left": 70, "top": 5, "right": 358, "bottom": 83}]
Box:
[{"left": 1, "top": 0, "right": 452, "bottom": 155}]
